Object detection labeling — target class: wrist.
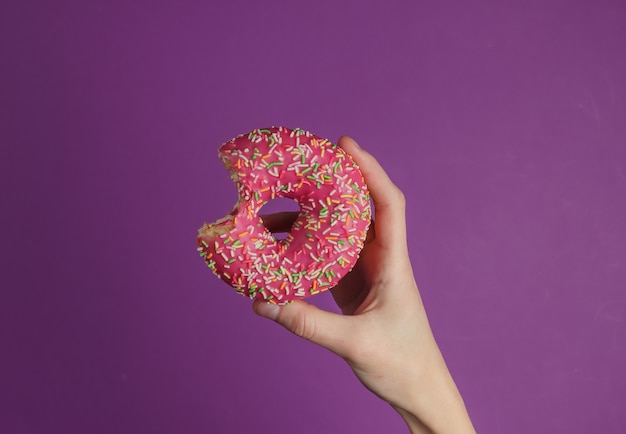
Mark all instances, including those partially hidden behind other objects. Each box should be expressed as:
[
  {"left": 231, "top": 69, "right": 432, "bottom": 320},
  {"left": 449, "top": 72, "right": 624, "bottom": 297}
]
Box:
[
  {"left": 391, "top": 353, "right": 475, "bottom": 434},
  {"left": 394, "top": 396, "right": 475, "bottom": 434}
]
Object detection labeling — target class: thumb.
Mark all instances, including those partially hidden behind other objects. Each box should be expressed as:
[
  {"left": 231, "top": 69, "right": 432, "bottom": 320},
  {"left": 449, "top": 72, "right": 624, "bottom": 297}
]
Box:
[{"left": 253, "top": 300, "right": 354, "bottom": 356}]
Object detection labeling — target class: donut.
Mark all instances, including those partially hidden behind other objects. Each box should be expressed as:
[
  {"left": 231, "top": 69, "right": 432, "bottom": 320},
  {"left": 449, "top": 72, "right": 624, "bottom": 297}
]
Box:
[{"left": 197, "top": 127, "right": 371, "bottom": 304}]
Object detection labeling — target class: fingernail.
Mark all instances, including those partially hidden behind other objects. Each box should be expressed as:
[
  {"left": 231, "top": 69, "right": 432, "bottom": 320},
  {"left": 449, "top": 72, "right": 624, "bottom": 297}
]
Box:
[
  {"left": 343, "top": 136, "right": 360, "bottom": 149},
  {"left": 254, "top": 301, "right": 280, "bottom": 320}
]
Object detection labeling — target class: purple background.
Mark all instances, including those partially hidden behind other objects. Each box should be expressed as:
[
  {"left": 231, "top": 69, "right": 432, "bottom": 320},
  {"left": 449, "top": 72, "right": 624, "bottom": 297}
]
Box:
[{"left": 2, "top": 1, "right": 625, "bottom": 433}]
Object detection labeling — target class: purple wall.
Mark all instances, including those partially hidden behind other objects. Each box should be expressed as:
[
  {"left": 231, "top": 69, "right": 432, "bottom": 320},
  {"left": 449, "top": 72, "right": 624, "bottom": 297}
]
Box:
[{"left": 2, "top": 1, "right": 625, "bottom": 433}]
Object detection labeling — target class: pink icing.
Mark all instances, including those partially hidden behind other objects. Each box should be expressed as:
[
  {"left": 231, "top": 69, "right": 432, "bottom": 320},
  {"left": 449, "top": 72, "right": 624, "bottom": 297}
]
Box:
[{"left": 197, "top": 127, "right": 371, "bottom": 304}]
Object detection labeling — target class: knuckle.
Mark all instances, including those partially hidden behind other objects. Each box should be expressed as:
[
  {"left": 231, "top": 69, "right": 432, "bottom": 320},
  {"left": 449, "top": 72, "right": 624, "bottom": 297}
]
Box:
[
  {"left": 393, "top": 187, "right": 406, "bottom": 208},
  {"left": 288, "top": 311, "right": 316, "bottom": 341}
]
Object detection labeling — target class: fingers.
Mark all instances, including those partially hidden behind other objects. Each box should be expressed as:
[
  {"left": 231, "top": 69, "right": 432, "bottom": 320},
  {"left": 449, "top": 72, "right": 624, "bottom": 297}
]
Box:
[
  {"left": 259, "top": 211, "right": 299, "bottom": 233},
  {"left": 338, "top": 136, "right": 407, "bottom": 249},
  {"left": 253, "top": 300, "right": 355, "bottom": 357}
]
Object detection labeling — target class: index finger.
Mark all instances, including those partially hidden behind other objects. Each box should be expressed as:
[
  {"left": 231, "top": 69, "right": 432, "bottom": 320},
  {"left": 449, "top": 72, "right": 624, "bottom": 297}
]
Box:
[{"left": 338, "top": 136, "right": 407, "bottom": 250}]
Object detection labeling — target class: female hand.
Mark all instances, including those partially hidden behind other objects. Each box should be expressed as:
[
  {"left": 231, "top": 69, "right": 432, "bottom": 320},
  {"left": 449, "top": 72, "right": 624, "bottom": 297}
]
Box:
[{"left": 254, "top": 136, "right": 475, "bottom": 434}]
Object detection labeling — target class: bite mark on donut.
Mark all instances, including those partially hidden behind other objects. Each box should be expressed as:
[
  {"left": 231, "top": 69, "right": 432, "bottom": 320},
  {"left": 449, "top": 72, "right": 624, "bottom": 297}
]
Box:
[{"left": 197, "top": 153, "right": 246, "bottom": 238}]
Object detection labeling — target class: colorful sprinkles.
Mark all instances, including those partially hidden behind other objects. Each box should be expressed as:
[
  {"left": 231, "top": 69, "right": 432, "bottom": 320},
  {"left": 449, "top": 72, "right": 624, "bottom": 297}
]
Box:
[{"left": 197, "top": 127, "right": 371, "bottom": 305}]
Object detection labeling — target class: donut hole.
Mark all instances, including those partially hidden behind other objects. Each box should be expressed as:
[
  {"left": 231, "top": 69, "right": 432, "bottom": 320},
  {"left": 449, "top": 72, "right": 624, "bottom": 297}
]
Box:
[{"left": 259, "top": 197, "right": 300, "bottom": 241}]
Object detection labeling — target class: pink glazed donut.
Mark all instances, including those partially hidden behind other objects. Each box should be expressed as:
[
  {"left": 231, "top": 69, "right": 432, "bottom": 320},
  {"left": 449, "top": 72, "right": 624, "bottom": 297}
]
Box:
[{"left": 197, "top": 127, "right": 371, "bottom": 304}]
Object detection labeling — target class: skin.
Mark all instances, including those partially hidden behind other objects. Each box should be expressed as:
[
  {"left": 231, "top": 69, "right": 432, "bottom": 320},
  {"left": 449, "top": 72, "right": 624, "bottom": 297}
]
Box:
[{"left": 254, "top": 136, "right": 476, "bottom": 434}]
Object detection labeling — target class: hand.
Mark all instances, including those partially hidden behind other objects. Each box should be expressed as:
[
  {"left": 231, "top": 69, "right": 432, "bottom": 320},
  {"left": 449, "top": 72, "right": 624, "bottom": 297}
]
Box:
[{"left": 254, "top": 137, "right": 475, "bottom": 434}]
